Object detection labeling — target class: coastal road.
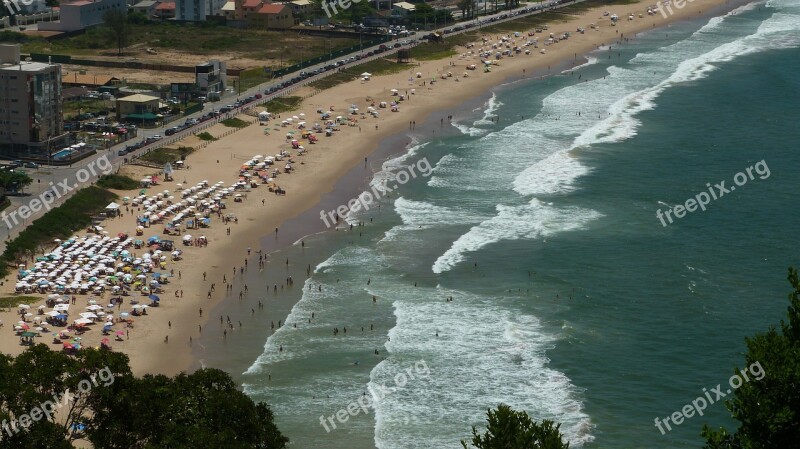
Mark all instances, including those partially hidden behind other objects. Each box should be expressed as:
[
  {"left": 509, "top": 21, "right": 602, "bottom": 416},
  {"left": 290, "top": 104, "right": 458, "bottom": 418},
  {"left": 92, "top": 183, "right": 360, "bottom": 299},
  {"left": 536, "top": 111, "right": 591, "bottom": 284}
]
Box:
[{"left": 0, "top": 0, "right": 586, "bottom": 252}]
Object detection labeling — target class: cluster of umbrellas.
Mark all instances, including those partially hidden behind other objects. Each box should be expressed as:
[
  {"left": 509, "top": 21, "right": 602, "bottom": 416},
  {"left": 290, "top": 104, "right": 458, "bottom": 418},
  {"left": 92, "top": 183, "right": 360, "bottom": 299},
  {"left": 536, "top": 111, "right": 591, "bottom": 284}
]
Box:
[
  {"left": 13, "top": 234, "right": 175, "bottom": 296},
  {"left": 133, "top": 180, "right": 247, "bottom": 227},
  {"left": 14, "top": 291, "right": 157, "bottom": 351},
  {"left": 239, "top": 154, "right": 288, "bottom": 184},
  {"left": 280, "top": 112, "right": 306, "bottom": 127}
]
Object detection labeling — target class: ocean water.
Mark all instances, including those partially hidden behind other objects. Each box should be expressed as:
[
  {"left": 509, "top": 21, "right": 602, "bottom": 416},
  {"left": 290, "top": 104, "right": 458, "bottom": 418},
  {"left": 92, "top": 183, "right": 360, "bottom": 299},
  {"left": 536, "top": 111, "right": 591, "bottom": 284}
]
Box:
[{"left": 238, "top": 1, "right": 800, "bottom": 447}]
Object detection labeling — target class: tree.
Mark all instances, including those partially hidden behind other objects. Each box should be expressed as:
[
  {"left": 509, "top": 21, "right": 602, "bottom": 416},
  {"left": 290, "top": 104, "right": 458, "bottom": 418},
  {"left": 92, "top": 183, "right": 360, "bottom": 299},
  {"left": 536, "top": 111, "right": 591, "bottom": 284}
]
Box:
[
  {"left": 103, "top": 9, "right": 130, "bottom": 56},
  {"left": 458, "top": 0, "right": 475, "bottom": 19},
  {"left": 0, "top": 170, "right": 32, "bottom": 192},
  {"left": 701, "top": 268, "right": 800, "bottom": 449},
  {"left": 462, "top": 405, "right": 570, "bottom": 449},
  {"left": 0, "top": 345, "right": 289, "bottom": 448}
]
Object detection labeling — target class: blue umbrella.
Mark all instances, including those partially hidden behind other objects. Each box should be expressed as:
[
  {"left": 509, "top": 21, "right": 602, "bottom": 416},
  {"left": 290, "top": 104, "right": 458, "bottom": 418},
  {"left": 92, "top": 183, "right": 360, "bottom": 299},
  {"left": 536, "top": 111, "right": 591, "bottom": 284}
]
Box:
[
  {"left": 149, "top": 294, "right": 160, "bottom": 302},
  {"left": 56, "top": 314, "right": 68, "bottom": 320}
]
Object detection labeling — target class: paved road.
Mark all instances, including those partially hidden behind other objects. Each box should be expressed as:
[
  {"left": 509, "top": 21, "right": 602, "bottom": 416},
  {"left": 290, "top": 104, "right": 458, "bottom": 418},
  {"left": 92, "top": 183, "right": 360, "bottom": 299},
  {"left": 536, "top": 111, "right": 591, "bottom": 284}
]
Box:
[{"left": 0, "top": 0, "right": 585, "bottom": 252}]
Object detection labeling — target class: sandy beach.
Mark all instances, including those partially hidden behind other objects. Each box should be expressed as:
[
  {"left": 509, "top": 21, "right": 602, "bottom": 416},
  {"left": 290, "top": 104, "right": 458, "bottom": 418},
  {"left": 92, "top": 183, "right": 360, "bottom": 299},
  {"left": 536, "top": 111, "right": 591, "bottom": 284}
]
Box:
[{"left": 0, "top": 0, "right": 736, "bottom": 376}]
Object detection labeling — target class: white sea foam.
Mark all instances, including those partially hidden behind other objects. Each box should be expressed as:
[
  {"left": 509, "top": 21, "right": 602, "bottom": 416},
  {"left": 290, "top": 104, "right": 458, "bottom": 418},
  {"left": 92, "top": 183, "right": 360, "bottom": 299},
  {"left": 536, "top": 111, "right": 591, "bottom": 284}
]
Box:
[
  {"left": 372, "top": 287, "right": 594, "bottom": 448},
  {"left": 432, "top": 199, "right": 601, "bottom": 273},
  {"left": 563, "top": 55, "right": 599, "bottom": 73},
  {"left": 436, "top": 1, "right": 800, "bottom": 273},
  {"left": 381, "top": 197, "right": 484, "bottom": 242}
]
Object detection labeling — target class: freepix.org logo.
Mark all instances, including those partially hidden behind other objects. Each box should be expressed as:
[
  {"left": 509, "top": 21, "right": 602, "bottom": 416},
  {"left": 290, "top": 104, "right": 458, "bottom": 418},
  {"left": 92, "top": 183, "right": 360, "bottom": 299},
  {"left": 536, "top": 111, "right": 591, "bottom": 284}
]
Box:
[{"left": 3, "top": 0, "right": 37, "bottom": 15}]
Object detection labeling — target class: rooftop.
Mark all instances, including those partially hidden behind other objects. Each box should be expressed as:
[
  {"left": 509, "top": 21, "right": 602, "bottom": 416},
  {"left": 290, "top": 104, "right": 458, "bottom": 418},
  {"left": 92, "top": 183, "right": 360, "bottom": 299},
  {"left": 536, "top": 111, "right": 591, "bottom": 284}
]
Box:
[
  {"left": 257, "top": 3, "right": 284, "bottom": 14},
  {"left": 155, "top": 1, "right": 175, "bottom": 10},
  {"left": 393, "top": 2, "right": 416, "bottom": 10},
  {"left": 62, "top": 74, "right": 118, "bottom": 86},
  {"left": 0, "top": 61, "right": 56, "bottom": 72},
  {"left": 118, "top": 94, "right": 160, "bottom": 103}
]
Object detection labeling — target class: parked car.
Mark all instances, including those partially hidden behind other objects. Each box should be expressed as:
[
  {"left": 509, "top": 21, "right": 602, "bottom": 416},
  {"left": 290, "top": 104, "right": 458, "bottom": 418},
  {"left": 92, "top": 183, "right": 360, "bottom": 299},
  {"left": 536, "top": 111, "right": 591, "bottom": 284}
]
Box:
[{"left": 23, "top": 162, "right": 39, "bottom": 169}]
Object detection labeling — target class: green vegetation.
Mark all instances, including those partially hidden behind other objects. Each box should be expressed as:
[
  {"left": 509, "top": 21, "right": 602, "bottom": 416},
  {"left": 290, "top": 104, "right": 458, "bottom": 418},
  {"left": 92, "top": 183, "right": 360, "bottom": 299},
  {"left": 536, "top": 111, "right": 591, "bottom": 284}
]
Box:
[
  {"left": 12, "top": 21, "right": 357, "bottom": 63},
  {"left": 0, "top": 296, "right": 39, "bottom": 309},
  {"left": 96, "top": 174, "right": 140, "bottom": 190},
  {"left": 263, "top": 96, "right": 303, "bottom": 114},
  {"left": 308, "top": 58, "right": 411, "bottom": 90},
  {"left": 462, "top": 405, "right": 569, "bottom": 449},
  {"left": 62, "top": 99, "right": 112, "bottom": 120},
  {"left": 0, "top": 345, "right": 289, "bottom": 448},
  {"left": 410, "top": 3, "right": 455, "bottom": 28},
  {"left": 0, "top": 171, "right": 33, "bottom": 193},
  {"left": 221, "top": 118, "right": 250, "bottom": 128},
  {"left": 197, "top": 132, "right": 217, "bottom": 141},
  {"left": 103, "top": 9, "right": 131, "bottom": 56},
  {"left": 237, "top": 67, "right": 272, "bottom": 92},
  {"left": 0, "top": 30, "right": 28, "bottom": 43},
  {"left": 701, "top": 268, "right": 800, "bottom": 449},
  {"left": 410, "top": 42, "right": 460, "bottom": 61},
  {"left": 0, "top": 186, "right": 117, "bottom": 277},
  {"left": 139, "top": 146, "right": 193, "bottom": 165},
  {"left": 330, "top": 1, "right": 376, "bottom": 23}
]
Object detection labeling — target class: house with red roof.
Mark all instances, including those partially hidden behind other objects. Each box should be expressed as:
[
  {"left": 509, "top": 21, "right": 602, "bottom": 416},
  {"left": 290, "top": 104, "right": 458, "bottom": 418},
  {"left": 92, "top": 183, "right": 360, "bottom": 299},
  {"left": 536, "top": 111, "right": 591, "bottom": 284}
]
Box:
[
  {"left": 154, "top": 1, "right": 176, "bottom": 18},
  {"left": 231, "top": 0, "right": 294, "bottom": 29}
]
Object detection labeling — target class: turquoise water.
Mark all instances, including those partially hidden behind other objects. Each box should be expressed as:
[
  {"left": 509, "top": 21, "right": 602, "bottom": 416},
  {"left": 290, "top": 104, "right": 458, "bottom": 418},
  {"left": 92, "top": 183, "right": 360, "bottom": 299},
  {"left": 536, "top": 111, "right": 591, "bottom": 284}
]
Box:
[
  {"left": 238, "top": 1, "right": 800, "bottom": 447},
  {"left": 53, "top": 149, "right": 74, "bottom": 159}
]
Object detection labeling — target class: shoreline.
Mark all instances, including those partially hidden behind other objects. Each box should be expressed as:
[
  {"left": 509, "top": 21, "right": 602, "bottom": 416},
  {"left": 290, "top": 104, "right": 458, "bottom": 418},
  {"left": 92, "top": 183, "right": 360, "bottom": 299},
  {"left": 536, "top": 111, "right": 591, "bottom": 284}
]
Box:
[
  {"left": 0, "top": 0, "right": 744, "bottom": 378},
  {"left": 189, "top": 0, "right": 751, "bottom": 380}
]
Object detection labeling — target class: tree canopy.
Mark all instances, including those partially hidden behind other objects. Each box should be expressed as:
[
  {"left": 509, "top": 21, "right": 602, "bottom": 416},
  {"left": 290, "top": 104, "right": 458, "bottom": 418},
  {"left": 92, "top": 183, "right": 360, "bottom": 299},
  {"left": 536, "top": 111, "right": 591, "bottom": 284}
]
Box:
[
  {"left": 103, "top": 9, "right": 131, "bottom": 56},
  {"left": 462, "top": 404, "right": 570, "bottom": 449},
  {"left": 0, "top": 170, "right": 32, "bottom": 192},
  {"left": 0, "top": 345, "right": 288, "bottom": 449},
  {"left": 701, "top": 267, "right": 800, "bottom": 449}
]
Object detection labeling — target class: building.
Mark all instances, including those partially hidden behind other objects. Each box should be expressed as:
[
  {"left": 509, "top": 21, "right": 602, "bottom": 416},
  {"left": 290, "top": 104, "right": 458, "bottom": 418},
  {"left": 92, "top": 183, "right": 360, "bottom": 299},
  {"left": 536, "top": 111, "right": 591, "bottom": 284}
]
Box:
[
  {"left": 154, "top": 1, "right": 176, "bottom": 18},
  {"left": 61, "top": 73, "right": 119, "bottom": 88},
  {"left": 195, "top": 60, "right": 226, "bottom": 96},
  {"left": 38, "top": 0, "right": 127, "bottom": 32},
  {"left": 132, "top": 0, "right": 159, "bottom": 16},
  {"left": 220, "top": 0, "right": 236, "bottom": 19},
  {"left": 288, "top": 0, "right": 312, "bottom": 18},
  {"left": 176, "top": 0, "right": 226, "bottom": 21},
  {"left": 0, "top": 44, "right": 67, "bottom": 155},
  {"left": 248, "top": 3, "right": 293, "bottom": 29},
  {"left": 391, "top": 1, "right": 415, "bottom": 17},
  {"left": 116, "top": 94, "right": 160, "bottom": 122}
]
